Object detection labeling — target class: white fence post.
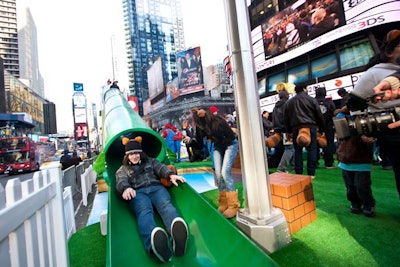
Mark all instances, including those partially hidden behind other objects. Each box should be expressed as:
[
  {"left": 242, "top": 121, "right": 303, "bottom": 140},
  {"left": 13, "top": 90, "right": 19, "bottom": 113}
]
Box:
[
  {"left": 40, "top": 166, "right": 70, "bottom": 266},
  {"left": 0, "top": 161, "right": 95, "bottom": 266},
  {"left": 81, "top": 166, "right": 96, "bottom": 207},
  {"left": 63, "top": 186, "right": 76, "bottom": 239},
  {"left": 0, "top": 165, "right": 69, "bottom": 267}
]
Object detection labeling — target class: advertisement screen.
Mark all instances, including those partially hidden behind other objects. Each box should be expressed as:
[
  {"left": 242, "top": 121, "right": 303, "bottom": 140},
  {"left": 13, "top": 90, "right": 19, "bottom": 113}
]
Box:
[
  {"left": 176, "top": 46, "right": 204, "bottom": 96},
  {"left": 165, "top": 78, "right": 179, "bottom": 103},
  {"left": 253, "top": 0, "right": 399, "bottom": 72},
  {"left": 73, "top": 94, "right": 86, "bottom": 108},
  {"left": 127, "top": 96, "right": 139, "bottom": 113},
  {"left": 74, "top": 108, "right": 86, "bottom": 123},
  {"left": 73, "top": 83, "right": 83, "bottom": 92},
  {"left": 147, "top": 57, "right": 164, "bottom": 100},
  {"left": 258, "top": 77, "right": 266, "bottom": 96},
  {"left": 74, "top": 123, "right": 88, "bottom": 141}
]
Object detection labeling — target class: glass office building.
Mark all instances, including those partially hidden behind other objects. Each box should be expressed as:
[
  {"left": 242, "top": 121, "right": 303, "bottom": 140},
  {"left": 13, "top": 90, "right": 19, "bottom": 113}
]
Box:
[{"left": 122, "top": 0, "right": 185, "bottom": 115}]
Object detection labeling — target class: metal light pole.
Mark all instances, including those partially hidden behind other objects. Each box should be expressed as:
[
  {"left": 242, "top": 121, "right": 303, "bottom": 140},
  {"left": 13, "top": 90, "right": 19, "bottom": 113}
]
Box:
[{"left": 223, "top": 0, "right": 291, "bottom": 253}]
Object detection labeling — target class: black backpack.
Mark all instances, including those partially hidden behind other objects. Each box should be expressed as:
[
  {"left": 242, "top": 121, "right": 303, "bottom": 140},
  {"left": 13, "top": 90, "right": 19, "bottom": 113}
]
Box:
[{"left": 319, "top": 99, "right": 334, "bottom": 123}]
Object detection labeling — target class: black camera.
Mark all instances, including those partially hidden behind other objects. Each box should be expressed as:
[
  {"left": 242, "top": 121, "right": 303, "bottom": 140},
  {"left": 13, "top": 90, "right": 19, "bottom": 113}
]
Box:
[{"left": 333, "top": 92, "right": 400, "bottom": 140}]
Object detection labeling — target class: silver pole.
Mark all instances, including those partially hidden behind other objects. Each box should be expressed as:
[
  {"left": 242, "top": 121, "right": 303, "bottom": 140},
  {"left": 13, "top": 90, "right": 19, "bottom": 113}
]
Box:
[{"left": 223, "top": 0, "right": 290, "bottom": 253}]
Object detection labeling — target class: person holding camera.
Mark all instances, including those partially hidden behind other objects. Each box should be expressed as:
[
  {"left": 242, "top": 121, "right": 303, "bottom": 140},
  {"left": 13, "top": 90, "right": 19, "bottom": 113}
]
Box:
[
  {"left": 352, "top": 29, "right": 400, "bottom": 171},
  {"left": 371, "top": 69, "right": 400, "bottom": 199},
  {"left": 352, "top": 29, "right": 400, "bottom": 197}
]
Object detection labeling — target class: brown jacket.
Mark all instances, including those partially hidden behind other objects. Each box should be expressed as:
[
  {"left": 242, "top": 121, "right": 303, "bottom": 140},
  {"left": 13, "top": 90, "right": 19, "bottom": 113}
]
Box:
[{"left": 336, "top": 136, "right": 373, "bottom": 164}]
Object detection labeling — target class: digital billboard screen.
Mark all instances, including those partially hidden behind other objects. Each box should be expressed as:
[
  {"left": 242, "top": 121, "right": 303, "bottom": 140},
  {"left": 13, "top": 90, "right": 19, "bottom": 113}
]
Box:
[
  {"left": 147, "top": 57, "right": 164, "bottom": 100},
  {"left": 253, "top": 0, "right": 399, "bottom": 72},
  {"left": 176, "top": 46, "right": 205, "bottom": 96},
  {"left": 165, "top": 78, "right": 179, "bottom": 103},
  {"left": 74, "top": 122, "right": 88, "bottom": 141}
]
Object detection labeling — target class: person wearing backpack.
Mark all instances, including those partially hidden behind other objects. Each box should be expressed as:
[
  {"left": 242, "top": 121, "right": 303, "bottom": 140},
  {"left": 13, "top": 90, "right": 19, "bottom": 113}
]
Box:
[{"left": 315, "top": 87, "right": 336, "bottom": 168}]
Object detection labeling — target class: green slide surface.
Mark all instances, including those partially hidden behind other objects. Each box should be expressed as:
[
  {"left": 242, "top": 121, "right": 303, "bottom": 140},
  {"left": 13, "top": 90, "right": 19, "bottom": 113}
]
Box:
[{"left": 101, "top": 88, "right": 278, "bottom": 266}]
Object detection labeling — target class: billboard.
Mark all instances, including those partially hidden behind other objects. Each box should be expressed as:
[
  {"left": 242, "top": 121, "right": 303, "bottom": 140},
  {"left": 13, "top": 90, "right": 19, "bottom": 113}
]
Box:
[
  {"left": 127, "top": 96, "right": 139, "bottom": 113},
  {"left": 176, "top": 46, "right": 204, "bottom": 95},
  {"left": 74, "top": 122, "right": 88, "bottom": 141},
  {"left": 73, "top": 93, "right": 86, "bottom": 108},
  {"left": 73, "top": 83, "right": 84, "bottom": 92},
  {"left": 74, "top": 108, "right": 87, "bottom": 123},
  {"left": 253, "top": 0, "right": 399, "bottom": 72},
  {"left": 165, "top": 78, "right": 179, "bottom": 103},
  {"left": 147, "top": 57, "right": 164, "bottom": 100}
]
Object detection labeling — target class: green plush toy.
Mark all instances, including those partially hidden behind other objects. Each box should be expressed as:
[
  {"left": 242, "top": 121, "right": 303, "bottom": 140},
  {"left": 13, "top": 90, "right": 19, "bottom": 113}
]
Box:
[{"left": 93, "top": 151, "right": 108, "bottom": 192}]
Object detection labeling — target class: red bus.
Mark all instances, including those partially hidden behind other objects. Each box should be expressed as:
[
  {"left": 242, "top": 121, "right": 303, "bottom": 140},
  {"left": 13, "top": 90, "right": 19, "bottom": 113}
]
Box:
[{"left": 0, "top": 136, "right": 40, "bottom": 175}]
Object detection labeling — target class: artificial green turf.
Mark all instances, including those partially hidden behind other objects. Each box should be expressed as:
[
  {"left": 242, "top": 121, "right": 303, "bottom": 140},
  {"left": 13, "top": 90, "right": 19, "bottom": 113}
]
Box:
[
  {"left": 68, "top": 159, "right": 400, "bottom": 267},
  {"left": 272, "top": 162, "right": 400, "bottom": 267},
  {"left": 202, "top": 161, "right": 400, "bottom": 267},
  {"left": 68, "top": 223, "right": 106, "bottom": 267}
]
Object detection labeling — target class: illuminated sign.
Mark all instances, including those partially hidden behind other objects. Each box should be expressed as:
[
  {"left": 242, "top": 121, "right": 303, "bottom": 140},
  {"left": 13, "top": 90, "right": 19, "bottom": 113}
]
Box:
[
  {"left": 253, "top": 0, "right": 399, "bottom": 72},
  {"left": 176, "top": 46, "right": 204, "bottom": 96},
  {"left": 73, "top": 83, "right": 84, "bottom": 92}
]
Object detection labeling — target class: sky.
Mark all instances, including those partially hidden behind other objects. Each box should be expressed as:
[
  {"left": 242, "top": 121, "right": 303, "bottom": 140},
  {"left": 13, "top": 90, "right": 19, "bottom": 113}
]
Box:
[{"left": 23, "top": 0, "right": 229, "bottom": 133}]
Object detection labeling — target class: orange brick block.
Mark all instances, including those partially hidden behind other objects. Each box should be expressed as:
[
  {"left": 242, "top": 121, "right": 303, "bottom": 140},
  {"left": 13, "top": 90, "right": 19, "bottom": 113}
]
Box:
[
  {"left": 290, "top": 181, "right": 302, "bottom": 195},
  {"left": 269, "top": 172, "right": 317, "bottom": 234},
  {"left": 282, "top": 195, "right": 299, "bottom": 210},
  {"left": 271, "top": 195, "right": 283, "bottom": 209},
  {"left": 304, "top": 200, "right": 316, "bottom": 213},
  {"left": 289, "top": 219, "right": 302, "bottom": 234},
  {"left": 300, "top": 213, "right": 312, "bottom": 227},
  {"left": 272, "top": 183, "right": 292, "bottom": 198},
  {"left": 281, "top": 208, "right": 296, "bottom": 223}
]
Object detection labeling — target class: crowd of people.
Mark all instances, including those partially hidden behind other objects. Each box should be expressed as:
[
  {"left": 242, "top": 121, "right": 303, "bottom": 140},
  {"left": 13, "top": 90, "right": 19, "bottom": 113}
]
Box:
[
  {"left": 261, "top": 29, "right": 400, "bottom": 219},
  {"left": 114, "top": 28, "right": 400, "bottom": 263}
]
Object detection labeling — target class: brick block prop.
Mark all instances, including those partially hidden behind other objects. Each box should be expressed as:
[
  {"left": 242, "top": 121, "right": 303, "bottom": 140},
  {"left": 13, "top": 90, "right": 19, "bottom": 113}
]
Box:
[{"left": 269, "top": 172, "right": 317, "bottom": 234}]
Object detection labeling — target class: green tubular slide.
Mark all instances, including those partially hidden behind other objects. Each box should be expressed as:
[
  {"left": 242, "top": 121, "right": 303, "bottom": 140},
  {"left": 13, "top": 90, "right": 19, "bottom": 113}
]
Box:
[{"left": 102, "top": 88, "right": 278, "bottom": 266}]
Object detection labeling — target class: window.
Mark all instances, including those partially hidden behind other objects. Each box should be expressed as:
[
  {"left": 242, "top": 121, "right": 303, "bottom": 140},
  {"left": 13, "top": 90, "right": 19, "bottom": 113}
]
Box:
[
  {"left": 267, "top": 72, "right": 285, "bottom": 92},
  {"left": 258, "top": 77, "right": 266, "bottom": 96},
  {"left": 288, "top": 63, "right": 308, "bottom": 84},
  {"left": 311, "top": 54, "right": 337, "bottom": 79},
  {"left": 340, "top": 38, "right": 374, "bottom": 71}
]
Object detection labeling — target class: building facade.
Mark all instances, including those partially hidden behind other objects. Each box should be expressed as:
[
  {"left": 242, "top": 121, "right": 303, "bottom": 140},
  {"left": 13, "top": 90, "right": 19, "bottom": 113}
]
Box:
[
  {"left": 122, "top": 0, "right": 186, "bottom": 115},
  {"left": 17, "top": 4, "right": 44, "bottom": 98},
  {"left": 0, "top": 0, "right": 19, "bottom": 78},
  {"left": 0, "top": 0, "right": 56, "bottom": 135},
  {"left": 248, "top": 0, "right": 399, "bottom": 112}
]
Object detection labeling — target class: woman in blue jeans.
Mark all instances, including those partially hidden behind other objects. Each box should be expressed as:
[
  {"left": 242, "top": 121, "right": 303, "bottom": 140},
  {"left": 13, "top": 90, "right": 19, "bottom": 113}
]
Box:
[
  {"left": 116, "top": 136, "right": 188, "bottom": 263},
  {"left": 192, "top": 108, "right": 239, "bottom": 219}
]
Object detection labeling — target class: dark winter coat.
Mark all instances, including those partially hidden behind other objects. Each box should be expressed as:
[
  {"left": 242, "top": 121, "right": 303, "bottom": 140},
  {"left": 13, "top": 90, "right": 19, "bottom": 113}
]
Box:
[
  {"left": 115, "top": 158, "right": 174, "bottom": 195},
  {"left": 284, "top": 91, "right": 326, "bottom": 133}
]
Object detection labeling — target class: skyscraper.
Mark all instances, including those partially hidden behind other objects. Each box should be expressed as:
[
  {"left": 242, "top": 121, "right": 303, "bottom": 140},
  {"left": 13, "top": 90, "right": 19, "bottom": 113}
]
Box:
[
  {"left": 0, "top": 0, "right": 19, "bottom": 78},
  {"left": 122, "top": 0, "right": 185, "bottom": 115},
  {"left": 17, "top": 5, "right": 44, "bottom": 98}
]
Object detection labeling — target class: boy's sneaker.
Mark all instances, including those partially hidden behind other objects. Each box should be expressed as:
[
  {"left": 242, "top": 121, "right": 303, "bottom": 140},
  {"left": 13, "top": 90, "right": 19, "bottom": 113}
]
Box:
[
  {"left": 349, "top": 203, "right": 361, "bottom": 214},
  {"left": 363, "top": 206, "right": 375, "bottom": 217},
  {"left": 171, "top": 217, "right": 188, "bottom": 257},
  {"left": 151, "top": 227, "right": 172, "bottom": 263}
]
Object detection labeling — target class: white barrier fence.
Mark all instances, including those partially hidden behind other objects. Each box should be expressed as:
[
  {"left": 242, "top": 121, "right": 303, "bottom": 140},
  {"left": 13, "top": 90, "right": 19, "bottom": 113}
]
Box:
[
  {"left": 0, "top": 162, "right": 97, "bottom": 267},
  {"left": 0, "top": 167, "right": 69, "bottom": 267},
  {"left": 81, "top": 165, "right": 97, "bottom": 207}
]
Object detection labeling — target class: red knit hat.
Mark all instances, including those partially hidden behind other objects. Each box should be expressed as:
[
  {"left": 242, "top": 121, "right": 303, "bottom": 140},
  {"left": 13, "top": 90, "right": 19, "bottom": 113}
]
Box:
[{"left": 210, "top": 106, "right": 218, "bottom": 114}]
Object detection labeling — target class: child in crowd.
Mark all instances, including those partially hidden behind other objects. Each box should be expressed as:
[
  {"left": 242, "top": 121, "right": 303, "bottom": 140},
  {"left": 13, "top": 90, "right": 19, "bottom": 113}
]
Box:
[{"left": 336, "top": 112, "right": 376, "bottom": 217}]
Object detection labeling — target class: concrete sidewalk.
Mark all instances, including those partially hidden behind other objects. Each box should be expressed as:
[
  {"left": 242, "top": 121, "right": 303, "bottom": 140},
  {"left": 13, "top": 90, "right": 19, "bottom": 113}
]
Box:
[{"left": 74, "top": 184, "right": 97, "bottom": 231}]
